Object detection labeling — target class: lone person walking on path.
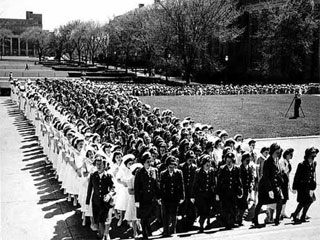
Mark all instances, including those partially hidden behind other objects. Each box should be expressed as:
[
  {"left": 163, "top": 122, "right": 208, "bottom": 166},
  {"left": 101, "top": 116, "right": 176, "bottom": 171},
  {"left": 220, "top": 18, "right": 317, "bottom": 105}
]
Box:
[
  {"left": 291, "top": 147, "right": 318, "bottom": 223},
  {"left": 25, "top": 63, "right": 29, "bottom": 70}
]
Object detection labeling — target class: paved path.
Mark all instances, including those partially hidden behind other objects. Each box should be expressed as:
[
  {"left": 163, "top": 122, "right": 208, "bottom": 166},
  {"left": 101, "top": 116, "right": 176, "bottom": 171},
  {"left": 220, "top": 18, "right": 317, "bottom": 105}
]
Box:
[{"left": 1, "top": 96, "right": 320, "bottom": 240}]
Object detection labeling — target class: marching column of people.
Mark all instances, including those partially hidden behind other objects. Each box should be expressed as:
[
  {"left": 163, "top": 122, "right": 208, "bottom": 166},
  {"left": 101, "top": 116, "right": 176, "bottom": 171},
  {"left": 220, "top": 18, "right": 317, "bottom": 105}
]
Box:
[{"left": 9, "top": 78, "right": 319, "bottom": 240}]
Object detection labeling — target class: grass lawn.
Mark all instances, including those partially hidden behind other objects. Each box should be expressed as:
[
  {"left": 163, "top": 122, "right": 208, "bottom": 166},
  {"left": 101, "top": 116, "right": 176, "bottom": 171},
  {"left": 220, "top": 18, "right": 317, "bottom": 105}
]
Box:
[{"left": 140, "top": 94, "right": 320, "bottom": 139}]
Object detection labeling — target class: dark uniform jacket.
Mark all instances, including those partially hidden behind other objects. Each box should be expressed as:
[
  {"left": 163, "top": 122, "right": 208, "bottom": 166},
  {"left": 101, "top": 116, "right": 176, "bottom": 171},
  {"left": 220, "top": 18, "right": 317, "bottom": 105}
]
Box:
[
  {"left": 134, "top": 167, "right": 160, "bottom": 205},
  {"left": 240, "top": 164, "right": 254, "bottom": 195},
  {"left": 293, "top": 160, "right": 317, "bottom": 204},
  {"left": 258, "top": 156, "right": 283, "bottom": 204},
  {"left": 238, "top": 164, "right": 254, "bottom": 210},
  {"left": 179, "top": 162, "right": 197, "bottom": 198},
  {"left": 160, "top": 169, "right": 185, "bottom": 205},
  {"left": 191, "top": 167, "right": 216, "bottom": 198},
  {"left": 216, "top": 165, "right": 243, "bottom": 199},
  {"left": 86, "top": 171, "right": 114, "bottom": 206}
]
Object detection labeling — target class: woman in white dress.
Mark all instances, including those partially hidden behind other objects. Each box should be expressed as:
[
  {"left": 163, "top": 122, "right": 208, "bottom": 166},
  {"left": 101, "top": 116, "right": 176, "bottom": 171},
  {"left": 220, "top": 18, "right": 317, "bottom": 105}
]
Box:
[
  {"left": 108, "top": 151, "right": 123, "bottom": 223},
  {"left": 125, "top": 163, "right": 143, "bottom": 239},
  {"left": 72, "top": 138, "right": 86, "bottom": 206},
  {"left": 116, "top": 154, "right": 135, "bottom": 227},
  {"left": 212, "top": 138, "right": 223, "bottom": 166},
  {"left": 62, "top": 131, "right": 77, "bottom": 202},
  {"left": 79, "top": 148, "right": 97, "bottom": 230}
]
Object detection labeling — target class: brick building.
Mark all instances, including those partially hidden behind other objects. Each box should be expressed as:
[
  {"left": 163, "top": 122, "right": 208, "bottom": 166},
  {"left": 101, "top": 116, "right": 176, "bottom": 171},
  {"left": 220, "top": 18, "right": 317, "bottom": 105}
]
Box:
[{"left": 0, "top": 11, "right": 42, "bottom": 56}]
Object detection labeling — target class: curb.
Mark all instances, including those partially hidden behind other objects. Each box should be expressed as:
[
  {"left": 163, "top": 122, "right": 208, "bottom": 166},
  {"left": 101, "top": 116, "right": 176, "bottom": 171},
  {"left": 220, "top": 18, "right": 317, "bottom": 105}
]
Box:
[{"left": 255, "top": 135, "right": 320, "bottom": 142}]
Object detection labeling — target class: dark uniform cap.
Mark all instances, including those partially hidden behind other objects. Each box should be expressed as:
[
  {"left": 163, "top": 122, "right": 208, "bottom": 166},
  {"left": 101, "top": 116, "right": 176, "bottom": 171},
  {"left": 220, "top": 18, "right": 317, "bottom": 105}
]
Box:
[
  {"left": 225, "top": 152, "right": 235, "bottom": 160},
  {"left": 305, "top": 147, "right": 319, "bottom": 157},
  {"left": 199, "top": 154, "right": 211, "bottom": 167},
  {"left": 241, "top": 151, "right": 251, "bottom": 162},
  {"left": 185, "top": 150, "right": 196, "bottom": 160},
  {"left": 166, "top": 156, "right": 178, "bottom": 166}
]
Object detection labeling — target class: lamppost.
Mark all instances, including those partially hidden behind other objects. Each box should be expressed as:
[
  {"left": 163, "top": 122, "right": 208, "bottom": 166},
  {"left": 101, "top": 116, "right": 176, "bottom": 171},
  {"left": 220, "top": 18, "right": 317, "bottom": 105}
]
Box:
[
  {"left": 134, "top": 52, "right": 138, "bottom": 74},
  {"left": 166, "top": 53, "right": 171, "bottom": 81},
  {"left": 114, "top": 51, "right": 117, "bottom": 70},
  {"left": 224, "top": 55, "right": 229, "bottom": 84}
]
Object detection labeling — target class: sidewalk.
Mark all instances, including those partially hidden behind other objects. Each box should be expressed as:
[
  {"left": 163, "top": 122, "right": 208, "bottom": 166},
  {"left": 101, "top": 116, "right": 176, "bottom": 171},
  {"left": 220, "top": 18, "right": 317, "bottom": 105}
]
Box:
[
  {"left": 1, "top": 96, "right": 320, "bottom": 240},
  {"left": 0, "top": 97, "right": 97, "bottom": 240}
]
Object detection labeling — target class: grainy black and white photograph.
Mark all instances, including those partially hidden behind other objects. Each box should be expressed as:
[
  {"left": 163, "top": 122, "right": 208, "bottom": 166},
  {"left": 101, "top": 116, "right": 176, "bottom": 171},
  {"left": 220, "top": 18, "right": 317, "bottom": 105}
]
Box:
[{"left": 0, "top": 0, "right": 319, "bottom": 239}]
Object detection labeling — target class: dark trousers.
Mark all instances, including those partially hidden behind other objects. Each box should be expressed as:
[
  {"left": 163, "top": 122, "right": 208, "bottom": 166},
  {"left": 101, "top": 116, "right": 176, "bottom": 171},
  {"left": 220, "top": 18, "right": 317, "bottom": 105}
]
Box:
[
  {"left": 138, "top": 203, "right": 154, "bottom": 238},
  {"left": 180, "top": 198, "right": 196, "bottom": 227},
  {"left": 162, "top": 203, "right": 179, "bottom": 236},
  {"left": 221, "top": 197, "right": 237, "bottom": 228},
  {"left": 294, "top": 98, "right": 301, "bottom": 117},
  {"left": 293, "top": 202, "right": 312, "bottom": 220}
]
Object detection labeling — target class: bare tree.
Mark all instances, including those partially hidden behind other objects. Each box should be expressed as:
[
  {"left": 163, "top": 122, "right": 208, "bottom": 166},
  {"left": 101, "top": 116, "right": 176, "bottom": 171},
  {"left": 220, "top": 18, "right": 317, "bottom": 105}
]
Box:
[
  {"left": 20, "top": 27, "right": 51, "bottom": 62},
  {"left": 155, "top": 0, "right": 242, "bottom": 83},
  {"left": 71, "top": 21, "right": 87, "bottom": 64},
  {"left": 0, "top": 28, "right": 13, "bottom": 60}
]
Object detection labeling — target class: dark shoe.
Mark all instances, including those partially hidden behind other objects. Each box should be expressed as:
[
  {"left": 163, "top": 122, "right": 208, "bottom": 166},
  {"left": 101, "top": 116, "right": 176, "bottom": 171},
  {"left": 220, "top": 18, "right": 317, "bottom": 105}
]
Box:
[
  {"left": 252, "top": 217, "right": 259, "bottom": 226},
  {"left": 300, "top": 216, "right": 309, "bottom": 223},
  {"left": 198, "top": 227, "right": 204, "bottom": 233},
  {"left": 161, "top": 233, "right": 171, "bottom": 238},
  {"left": 274, "top": 219, "right": 280, "bottom": 226},
  {"left": 290, "top": 213, "right": 301, "bottom": 223},
  {"left": 289, "top": 116, "right": 297, "bottom": 119}
]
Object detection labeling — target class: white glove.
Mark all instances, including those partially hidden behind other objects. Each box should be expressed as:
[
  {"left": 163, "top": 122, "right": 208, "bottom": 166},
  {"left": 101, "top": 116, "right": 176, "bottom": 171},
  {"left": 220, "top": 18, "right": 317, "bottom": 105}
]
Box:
[
  {"left": 190, "top": 198, "right": 195, "bottom": 204},
  {"left": 269, "top": 191, "right": 274, "bottom": 199},
  {"left": 216, "top": 195, "right": 220, "bottom": 201},
  {"left": 135, "top": 202, "right": 140, "bottom": 208},
  {"left": 104, "top": 193, "right": 111, "bottom": 202},
  {"left": 179, "top": 199, "right": 184, "bottom": 204},
  {"left": 291, "top": 189, "right": 297, "bottom": 194},
  {"left": 310, "top": 190, "right": 314, "bottom": 197}
]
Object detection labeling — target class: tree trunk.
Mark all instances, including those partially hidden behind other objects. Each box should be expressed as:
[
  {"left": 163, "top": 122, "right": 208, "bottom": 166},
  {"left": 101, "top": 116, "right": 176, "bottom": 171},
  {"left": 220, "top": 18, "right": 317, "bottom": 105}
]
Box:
[{"left": 78, "top": 49, "right": 81, "bottom": 65}]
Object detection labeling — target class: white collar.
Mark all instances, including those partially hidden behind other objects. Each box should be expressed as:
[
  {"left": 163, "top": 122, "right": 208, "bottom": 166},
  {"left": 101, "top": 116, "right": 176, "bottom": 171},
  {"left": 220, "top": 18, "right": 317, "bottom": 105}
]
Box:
[{"left": 98, "top": 172, "right": 104, "bottom": 178}]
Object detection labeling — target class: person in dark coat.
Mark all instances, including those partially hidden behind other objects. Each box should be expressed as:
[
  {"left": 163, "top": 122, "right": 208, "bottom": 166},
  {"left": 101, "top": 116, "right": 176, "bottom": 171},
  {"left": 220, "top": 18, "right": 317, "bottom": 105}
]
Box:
[
  {"left": 178, "top": 150, "right": 197, "bottom": 228},
  {"left": 191, "top": 154, "right": 216, "bottom": 232},
  {"left": 86, "top": 156, "right": 114, "bottom": 240},
  {"left": 160, "top": 156, "right": 185, "bottom": 237},
  {"left": 252, "top": 143, "right": 284, "bottom": 226},
  {"left": 291, "top": 147, "right": 318, "bottom": 223},
  {"left": 216, "top": 152, "right": 243, "bottom": 229},
  {"left": 236, "top": 152, "right": 254, "bottom": 225},
  {"left": 134, "top": 151, "right": 160, "bottom": 239}
]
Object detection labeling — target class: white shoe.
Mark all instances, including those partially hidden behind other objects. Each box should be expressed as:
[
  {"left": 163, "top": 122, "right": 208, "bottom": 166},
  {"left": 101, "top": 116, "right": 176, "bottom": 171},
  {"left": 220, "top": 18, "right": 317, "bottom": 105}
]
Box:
[{"left": 90, "top": 224, "right": 98, "bottom": 231}]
